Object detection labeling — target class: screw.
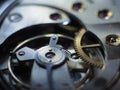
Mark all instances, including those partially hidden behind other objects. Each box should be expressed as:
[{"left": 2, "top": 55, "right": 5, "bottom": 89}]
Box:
[
  {"left": 9, "top": 13, "right": 22, "bottom": 22},
  {"left": 18, "top": 51, "right": 25, "bottom": 56}
]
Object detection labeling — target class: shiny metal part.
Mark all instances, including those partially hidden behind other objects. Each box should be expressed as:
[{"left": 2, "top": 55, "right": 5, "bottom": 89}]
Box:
[
  {"left": 74, "top": 29, "right": 105, "bottom": 68},
  {"left": 49, "top": 35, "right": 58, "bottom": 47},
  {"left": 8, "top": 34, "right": 91, "bottom": 89},
  {"left": 106, "top": 34, "right": 120, "bottom": 46},
  {"left": 0, "top": 0, "right": 120, "bottom": 90},
  {"left": 97, "top": 9, "right": 113, "bottom": 20}
]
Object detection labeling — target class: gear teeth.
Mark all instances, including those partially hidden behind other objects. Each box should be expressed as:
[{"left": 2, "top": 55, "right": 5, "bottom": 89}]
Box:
[
  {"left": 75, "top": 45, "right": 103, "bottom": 68},
  {"left": 74, "top": 29, "right": 104, "bottom": 69}
]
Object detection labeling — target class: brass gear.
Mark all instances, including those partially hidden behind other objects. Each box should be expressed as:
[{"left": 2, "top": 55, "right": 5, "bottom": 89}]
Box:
[{"left": 74, "top": 29, "right": 104, "bottom": 68}]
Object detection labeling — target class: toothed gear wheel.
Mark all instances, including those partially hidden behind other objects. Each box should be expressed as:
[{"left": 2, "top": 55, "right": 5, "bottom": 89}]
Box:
[
  {"left": 74, "top": 29, "right": 105, "bottom": 68},
  {"left": 0, "top": 0, "right": 120, "bottom": 90}
]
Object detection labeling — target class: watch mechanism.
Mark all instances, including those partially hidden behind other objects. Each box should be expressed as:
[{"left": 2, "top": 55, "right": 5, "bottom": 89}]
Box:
[{"left": 0, "top": 0, "right": 120, "bottom": 90}]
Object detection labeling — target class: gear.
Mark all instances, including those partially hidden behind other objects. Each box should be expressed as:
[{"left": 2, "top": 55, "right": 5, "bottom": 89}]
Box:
[{"left": 74, "top": 29, "right": 104, "bottom": 68}]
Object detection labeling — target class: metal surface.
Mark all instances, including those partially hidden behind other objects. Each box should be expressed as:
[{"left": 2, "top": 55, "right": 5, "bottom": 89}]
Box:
[
  {"left": 0, "top": 0, "right": 120, "bottom": 90},
  {"left": 74, "top": 29, "right": 105, "bottom": 68}
]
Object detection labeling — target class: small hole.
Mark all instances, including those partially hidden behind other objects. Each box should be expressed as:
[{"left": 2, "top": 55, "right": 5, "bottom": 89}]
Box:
[
  {"left": 49, "top": 49, "right": 52, "bottom": 52},
  {"left": 52, "top": 37, "right": 56, "bottom": 40},
  {"left": 18, "top": 51, "right": 25, "bottom": 56},
  {"left": 71, "top": 53, "right": 79, "bottom": 59},
  {"left": 45, "top": 52, "right": 56, "bottom": 59},
  {"left": 97, "top": 9, "right": 113, "bottom": 20},
  {"left": 72, "top": 2, "right": 85, "bottom": 12},
  {"left": 50, "top": 13, "right": 61, "bottom": 20}
]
